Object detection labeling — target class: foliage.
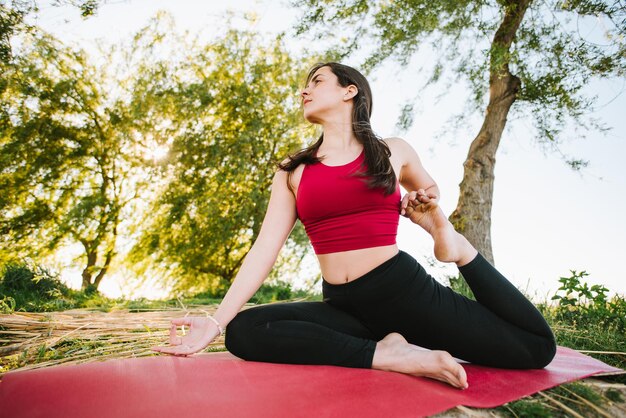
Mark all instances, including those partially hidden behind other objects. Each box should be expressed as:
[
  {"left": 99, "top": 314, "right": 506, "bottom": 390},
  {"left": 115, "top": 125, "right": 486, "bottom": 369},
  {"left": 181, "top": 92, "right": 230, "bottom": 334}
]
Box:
[
  {"left": 0, "top": 266, "right": 319, "bottom": 314},
  {"left": 1, "top": 1, "right": 100, "bottom": 64},
  {"left": 538, "top": 271, "right": 626, "bottom": 386},
  {"left": 0, "top": 262, "right": 72, "bottom": 312},
  {"left": 290, "top": 0, "right": 626, "bottom": 263},
  {"left": 187, "top": 280, "right": 320, "bottom": 305},
  {"left": 502, "top": 397, "right": 552, "bottom": 417},
  {"left": 292, "top": 0, "right": 624, "bottom": 147},
  {"left": 126, "top": 16, "right": 317, "bottom": 295},
  {"left": 0, "top": 1, "right": 31, "bottom": 63},
  {"left": 1, "top": 12, "right": 318, "bottom": 294},
  {"left": 0, "top": 25, "right": 150, "bottom": 291},
  {"left": 447, "top": 273, "right": 476, "bottom": 300},
  {"left": 551, "top": 270, "right": 626, "bottom": 333}
]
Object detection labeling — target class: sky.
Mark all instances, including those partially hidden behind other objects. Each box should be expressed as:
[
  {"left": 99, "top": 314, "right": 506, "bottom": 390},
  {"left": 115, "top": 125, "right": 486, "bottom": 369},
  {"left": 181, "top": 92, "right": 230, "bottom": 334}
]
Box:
[{"left": 26, "top": 0, "right": 626, "bottom": 300}]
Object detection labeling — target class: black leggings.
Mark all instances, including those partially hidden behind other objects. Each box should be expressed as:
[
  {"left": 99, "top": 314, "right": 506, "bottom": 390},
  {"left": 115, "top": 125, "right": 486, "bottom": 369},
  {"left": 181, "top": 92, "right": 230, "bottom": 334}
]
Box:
[{"left": 225, "top": 251, "right": 556, "bottom": 369}]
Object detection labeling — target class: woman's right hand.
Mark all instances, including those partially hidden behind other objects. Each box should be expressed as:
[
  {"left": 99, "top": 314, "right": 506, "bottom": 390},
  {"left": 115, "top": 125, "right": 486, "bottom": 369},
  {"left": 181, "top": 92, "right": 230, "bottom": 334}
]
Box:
[
  {"left": 401, "top": 189, "right": 439, "bottom": 220},
  {"left": 151, "top": 316, "right": 220, "bottom": 357}
]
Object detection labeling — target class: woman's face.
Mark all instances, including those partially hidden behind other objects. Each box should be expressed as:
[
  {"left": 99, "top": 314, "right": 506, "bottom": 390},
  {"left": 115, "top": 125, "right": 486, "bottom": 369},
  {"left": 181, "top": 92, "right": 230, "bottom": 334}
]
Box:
[{"left": 301, "top": 66, "right": 350, "bottom": 123}]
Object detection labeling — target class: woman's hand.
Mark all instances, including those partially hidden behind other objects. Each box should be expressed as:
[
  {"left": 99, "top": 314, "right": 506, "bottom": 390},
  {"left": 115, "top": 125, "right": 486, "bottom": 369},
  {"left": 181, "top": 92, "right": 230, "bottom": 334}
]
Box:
[
  {"left": 151, "top": 316, "right": 220, "bottom": 357},
  {"left": 400, "top": 189, "right": 439, "bottom": 223}
]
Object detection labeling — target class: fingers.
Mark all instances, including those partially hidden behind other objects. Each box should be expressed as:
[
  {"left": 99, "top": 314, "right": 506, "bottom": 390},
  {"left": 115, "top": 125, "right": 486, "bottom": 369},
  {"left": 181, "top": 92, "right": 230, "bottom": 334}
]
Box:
[
  {"left": 171, "top": 318, "right": 193, "bottom": 326},
  {"left": 151, "top": 344, "right": 198, "bottom": 357},
  {"left": 416, "top": 188, "right": 436, "bottom": 204},
  {"left": 416, "top": 189, "right": 428, "bottom": 203},
  {"left": 169, "top": 324, "right": 183, "bottom": 345},
  {"left": 403, "top": 195, "right": 425, "bottom": 215},
  {"left": 152, "top": 332, "right": 203, "bottom": 357},
  {"left": 401, "top": 191, "right": 417, "bottom": 215},
  {"left": 402, "top": 189, "right": 440, "bottom": 216},
  {"left": 154, "top": 316, "right": 213, "bottom": 357},
  {"left": 169, "top": 317, "right": 194, "bottom": 344}
]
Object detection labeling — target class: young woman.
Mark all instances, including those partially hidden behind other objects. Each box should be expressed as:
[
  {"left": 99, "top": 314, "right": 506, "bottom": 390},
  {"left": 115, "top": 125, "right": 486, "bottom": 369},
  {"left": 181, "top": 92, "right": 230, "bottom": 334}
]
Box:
[{"left": 151, "top": 62, "right": 556, "bottom": 389}]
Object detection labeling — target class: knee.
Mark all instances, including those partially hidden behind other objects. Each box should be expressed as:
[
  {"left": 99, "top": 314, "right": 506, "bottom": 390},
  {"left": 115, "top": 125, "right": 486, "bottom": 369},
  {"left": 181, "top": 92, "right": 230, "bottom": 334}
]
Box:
[{"left": 528, "top": 334, "right": 557, "bottom": 369}]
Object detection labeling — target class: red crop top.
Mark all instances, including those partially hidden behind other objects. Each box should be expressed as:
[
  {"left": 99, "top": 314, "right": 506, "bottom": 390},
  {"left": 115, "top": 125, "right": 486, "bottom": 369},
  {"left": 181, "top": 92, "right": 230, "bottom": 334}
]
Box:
[{"left": 296, "top": 150, "right": 401, "bottom": 254}]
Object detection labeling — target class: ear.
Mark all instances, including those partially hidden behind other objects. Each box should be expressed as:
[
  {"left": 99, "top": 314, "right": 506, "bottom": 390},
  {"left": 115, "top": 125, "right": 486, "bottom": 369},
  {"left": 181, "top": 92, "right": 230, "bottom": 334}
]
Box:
[{"left": 343, "top": 85, "right": 358, "bottom": 101}]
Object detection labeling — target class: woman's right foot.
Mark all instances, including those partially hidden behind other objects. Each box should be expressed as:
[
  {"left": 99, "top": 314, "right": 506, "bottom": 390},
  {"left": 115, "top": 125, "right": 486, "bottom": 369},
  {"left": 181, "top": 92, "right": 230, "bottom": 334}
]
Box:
[{"left": 372, "top": 333, "right": 468, "bottom": 389}]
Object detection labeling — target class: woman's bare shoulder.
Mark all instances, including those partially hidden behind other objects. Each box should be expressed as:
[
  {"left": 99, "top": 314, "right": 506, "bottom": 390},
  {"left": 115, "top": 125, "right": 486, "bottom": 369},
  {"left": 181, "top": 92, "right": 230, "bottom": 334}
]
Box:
[
  {"left": 276, "top": 158, "right": 305, "bottom": 197},
  {"left": 382, "top": 136, "right": 410, "bottom": 148},
  {"left": 382, "top": 137, "right": 416, "bottom": 160}
]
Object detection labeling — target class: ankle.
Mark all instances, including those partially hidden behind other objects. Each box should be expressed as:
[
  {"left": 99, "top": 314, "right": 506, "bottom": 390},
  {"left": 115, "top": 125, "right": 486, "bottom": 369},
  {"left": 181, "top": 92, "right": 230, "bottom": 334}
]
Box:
[{"left": 454, "top": 237, "right": 478, "bottom": 267}]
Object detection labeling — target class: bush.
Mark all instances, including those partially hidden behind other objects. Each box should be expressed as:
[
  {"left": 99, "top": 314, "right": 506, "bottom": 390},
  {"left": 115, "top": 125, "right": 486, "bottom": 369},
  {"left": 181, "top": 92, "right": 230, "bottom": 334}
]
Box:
[
  {"left": 188, "top": 279, "right": 319, "bottom": 305},
  {"left": 551, "top": 270, "right": 626, "bottom": 333},
  {"left": 0, "top": 262, "right": 74, "bottom": 312},
  {"left": 544, "top": 270, "right": 626, "bottom": 384},
  {"left": 251, "top": 281, "right": 296, "bottom": 303}
]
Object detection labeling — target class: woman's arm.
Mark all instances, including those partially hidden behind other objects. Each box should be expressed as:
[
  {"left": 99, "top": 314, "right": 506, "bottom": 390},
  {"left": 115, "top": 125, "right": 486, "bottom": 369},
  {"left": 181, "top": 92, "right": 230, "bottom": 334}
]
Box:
[
  {"left": 152, "top": 169, "right": 298, "bottom": 356},
  {"left": 212, "top": 169, "right": 298, "bottom": 327},
  {"left": 386, "top": 137, "right": 440, "bottom": 214}
]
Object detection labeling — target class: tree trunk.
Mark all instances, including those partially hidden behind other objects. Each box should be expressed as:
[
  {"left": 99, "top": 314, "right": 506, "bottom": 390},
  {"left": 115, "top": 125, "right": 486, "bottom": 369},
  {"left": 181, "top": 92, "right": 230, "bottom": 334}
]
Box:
[
  {"left": 448, "top": 74, "right": 520, "bottom": 263},
  {"left": 81, "top": 248, "right": 97, "bottom": 292},
  {"left": 449, "top": 0, "right": 531, "bottom": 264},
  {"left": 93, "top": 249, "right": 113, "bottom": 290}
]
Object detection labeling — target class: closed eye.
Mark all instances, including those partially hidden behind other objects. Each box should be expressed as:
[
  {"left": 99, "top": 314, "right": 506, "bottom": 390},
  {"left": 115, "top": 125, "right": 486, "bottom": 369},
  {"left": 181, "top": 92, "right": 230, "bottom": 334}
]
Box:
[{"left": 308, "top": 75, "right": 324, "bottom": 88}]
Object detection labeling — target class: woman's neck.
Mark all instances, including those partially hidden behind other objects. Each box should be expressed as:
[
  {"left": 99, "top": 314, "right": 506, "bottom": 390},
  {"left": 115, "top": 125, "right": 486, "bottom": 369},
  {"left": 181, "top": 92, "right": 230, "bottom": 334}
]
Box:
[{"left": 319, "top": 121, "right": 360, "bottom": 152}]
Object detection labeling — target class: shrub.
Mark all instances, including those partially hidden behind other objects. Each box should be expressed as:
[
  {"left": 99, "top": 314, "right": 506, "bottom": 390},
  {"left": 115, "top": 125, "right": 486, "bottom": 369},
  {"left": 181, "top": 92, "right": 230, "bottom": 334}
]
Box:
[
  {"left": 0, "top": 262, "right": 74, "bottom": 312},
  {"left": 551, "top": 270, "right": 625, "bottom": 333},
  {"left": 252, "top": 281, "right": 295, "bottom": 303}
]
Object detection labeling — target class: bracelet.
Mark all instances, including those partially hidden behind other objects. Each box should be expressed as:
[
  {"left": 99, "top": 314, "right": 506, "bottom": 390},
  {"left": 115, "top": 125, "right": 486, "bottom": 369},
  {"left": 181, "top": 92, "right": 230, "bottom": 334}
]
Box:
[{"left": 206, "top": 315, "right": 224, "bottom": 336}]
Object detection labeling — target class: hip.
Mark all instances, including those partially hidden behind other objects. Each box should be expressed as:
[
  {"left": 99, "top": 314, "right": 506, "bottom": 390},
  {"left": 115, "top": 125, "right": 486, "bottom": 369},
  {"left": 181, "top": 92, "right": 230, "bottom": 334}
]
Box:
[{"left": 322, "top": 250, "right": 432, "bottom": 308}]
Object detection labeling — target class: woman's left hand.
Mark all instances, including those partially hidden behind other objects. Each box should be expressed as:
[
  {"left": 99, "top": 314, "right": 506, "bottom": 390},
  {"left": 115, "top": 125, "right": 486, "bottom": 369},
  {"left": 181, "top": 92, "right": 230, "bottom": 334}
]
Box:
[{"left": 151, "top": 316, "right": 219, "bottom": 357}]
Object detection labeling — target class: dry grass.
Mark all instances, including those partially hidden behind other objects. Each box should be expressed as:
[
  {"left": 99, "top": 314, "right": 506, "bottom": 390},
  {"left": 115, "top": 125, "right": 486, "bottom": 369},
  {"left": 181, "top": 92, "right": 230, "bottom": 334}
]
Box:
[{"left": 0, "top": 304, "right": 231, "bottom": 376}]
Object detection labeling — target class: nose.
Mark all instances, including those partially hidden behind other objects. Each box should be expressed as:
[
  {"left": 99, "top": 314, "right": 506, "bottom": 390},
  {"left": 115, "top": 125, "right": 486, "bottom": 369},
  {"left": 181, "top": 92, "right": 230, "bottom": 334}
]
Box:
[{"left": 301, "top": 88, "right": 309, "bottom": 98}]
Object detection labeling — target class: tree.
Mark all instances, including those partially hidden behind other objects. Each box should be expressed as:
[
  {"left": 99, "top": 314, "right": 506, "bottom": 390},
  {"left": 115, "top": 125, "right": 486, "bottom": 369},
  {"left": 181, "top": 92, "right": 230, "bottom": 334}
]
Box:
[
  {"left": 292, "top": 0, "right": 625, "bottom": 263},
  {"left": 126, "top": 17, "right": 314, "bottom": 296},
  {"left": 0, "top": 29, "right": 144, "bottom": 292},
  {"left": 1, "top": 11, "right": 316, "bottom": 296}
]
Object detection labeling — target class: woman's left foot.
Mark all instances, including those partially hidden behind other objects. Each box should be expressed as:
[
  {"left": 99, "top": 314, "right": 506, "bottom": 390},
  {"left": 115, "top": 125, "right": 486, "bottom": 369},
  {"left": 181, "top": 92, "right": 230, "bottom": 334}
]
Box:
[{"left": 405, "top": 199, "right": 477, "bottom": 266}]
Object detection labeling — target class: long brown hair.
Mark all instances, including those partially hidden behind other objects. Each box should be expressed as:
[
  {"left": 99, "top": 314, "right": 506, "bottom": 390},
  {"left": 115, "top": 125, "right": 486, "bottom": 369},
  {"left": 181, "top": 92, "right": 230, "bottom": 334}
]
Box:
[{"left": 278, "top": 62, "right": 396, "bottom": 195}]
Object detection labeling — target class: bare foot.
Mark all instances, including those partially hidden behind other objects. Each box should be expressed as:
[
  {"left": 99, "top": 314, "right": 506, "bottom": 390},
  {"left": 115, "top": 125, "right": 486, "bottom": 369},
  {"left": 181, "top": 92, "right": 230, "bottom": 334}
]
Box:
[
  {"left": 372, "top": 333, "right": 468, "bottom": 389},
  {"left": 404, "top": 199, "right": 477, "bottom": 266}
]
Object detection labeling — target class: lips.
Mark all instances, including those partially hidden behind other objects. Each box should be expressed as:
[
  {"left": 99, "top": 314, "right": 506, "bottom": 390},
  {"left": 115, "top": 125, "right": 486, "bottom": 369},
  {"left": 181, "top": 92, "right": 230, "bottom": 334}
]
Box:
[{"left": 303, "top": 99, "right": 312, "bottom": 105}]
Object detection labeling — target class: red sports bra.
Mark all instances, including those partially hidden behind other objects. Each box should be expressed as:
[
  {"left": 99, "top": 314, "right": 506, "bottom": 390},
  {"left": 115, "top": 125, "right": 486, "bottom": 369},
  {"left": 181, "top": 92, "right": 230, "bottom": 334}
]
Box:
[{"left": 296, "top": 150, "right": 401, "bottom": 254}]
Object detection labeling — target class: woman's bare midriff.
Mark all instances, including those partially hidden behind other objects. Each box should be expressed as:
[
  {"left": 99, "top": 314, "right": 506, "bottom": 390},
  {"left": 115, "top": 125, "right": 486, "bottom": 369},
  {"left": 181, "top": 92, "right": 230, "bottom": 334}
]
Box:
[{"left": 317, "top": 244, "right": 399, "bottom": 284}]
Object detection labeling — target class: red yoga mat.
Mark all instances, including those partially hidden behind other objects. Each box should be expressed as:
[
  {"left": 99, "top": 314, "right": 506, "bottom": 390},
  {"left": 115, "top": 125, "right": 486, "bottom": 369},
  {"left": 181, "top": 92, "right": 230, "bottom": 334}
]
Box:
[{"left": 0, "top": 346, "right": 621, "bottom": 418}]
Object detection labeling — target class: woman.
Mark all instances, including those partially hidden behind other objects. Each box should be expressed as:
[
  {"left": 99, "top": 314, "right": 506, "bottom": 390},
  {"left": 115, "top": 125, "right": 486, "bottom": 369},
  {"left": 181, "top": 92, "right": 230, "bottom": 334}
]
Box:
[{"left": 152, "top": 62, "right": 556, "bottom": 389}]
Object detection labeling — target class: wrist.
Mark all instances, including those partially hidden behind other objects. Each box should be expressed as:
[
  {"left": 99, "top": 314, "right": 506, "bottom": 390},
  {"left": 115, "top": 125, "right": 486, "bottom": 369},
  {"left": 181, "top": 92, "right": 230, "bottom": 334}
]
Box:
[{"left": 206, "top": 314, "right": 225, "bottom": 336}]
